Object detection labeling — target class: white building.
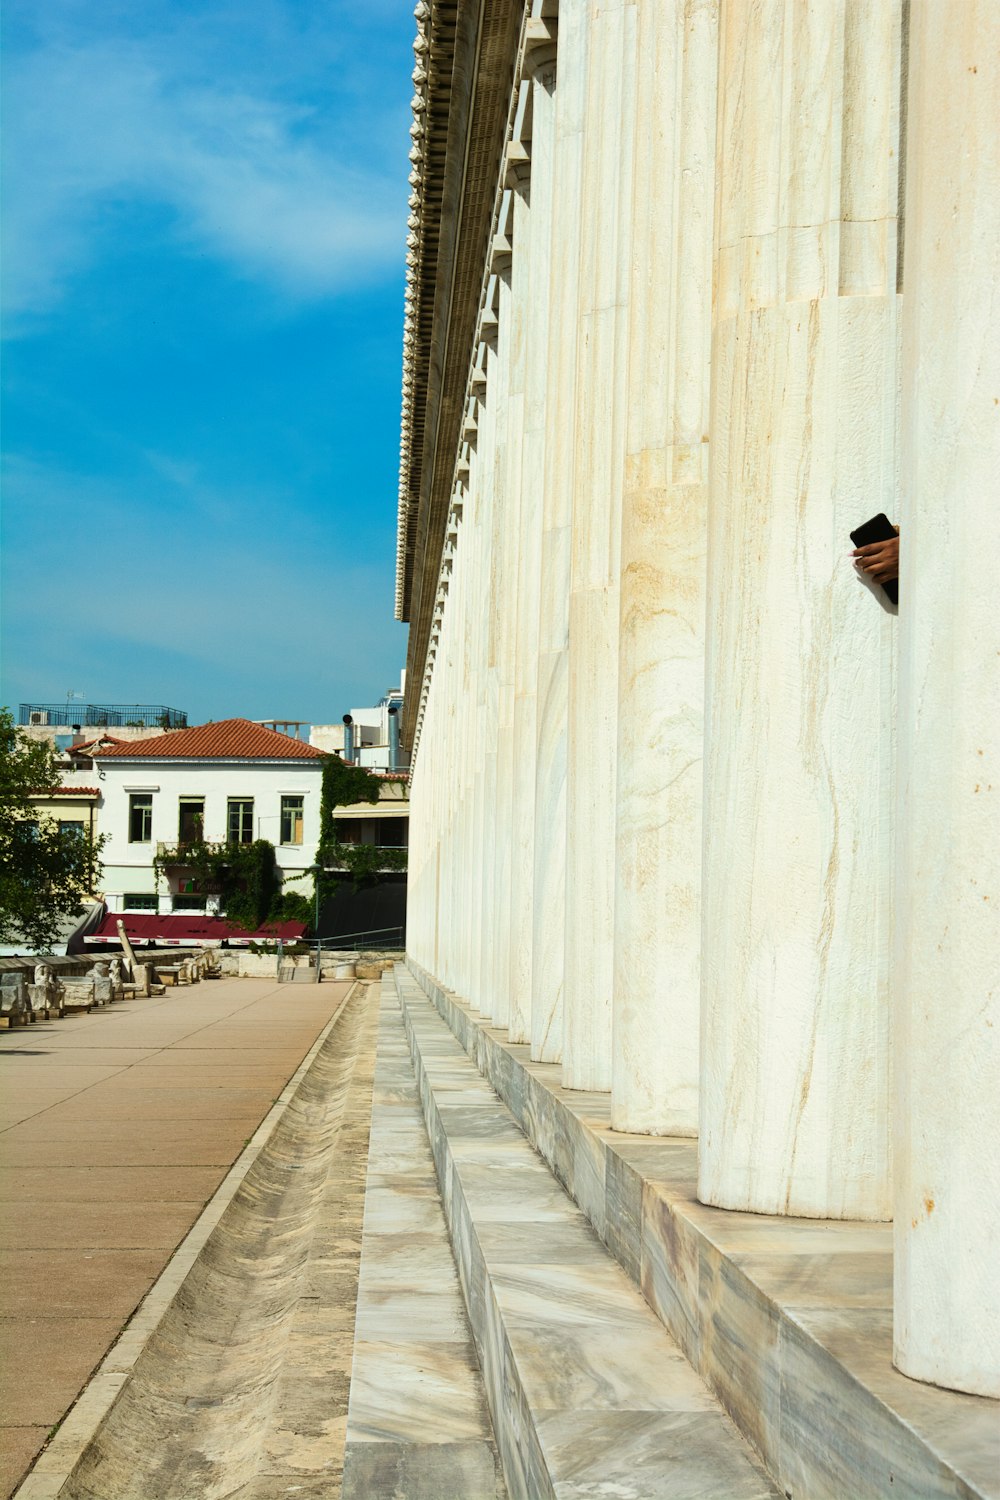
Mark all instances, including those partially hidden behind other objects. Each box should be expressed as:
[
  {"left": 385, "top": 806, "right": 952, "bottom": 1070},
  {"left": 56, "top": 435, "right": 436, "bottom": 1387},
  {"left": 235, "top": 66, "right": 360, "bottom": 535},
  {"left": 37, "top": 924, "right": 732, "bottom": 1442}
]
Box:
[
  {"left": 309, "top": 675, "right": 407, "bottom": 770},
  {"left": 90, "top": 719, "right": 326, "bottom": 916}
]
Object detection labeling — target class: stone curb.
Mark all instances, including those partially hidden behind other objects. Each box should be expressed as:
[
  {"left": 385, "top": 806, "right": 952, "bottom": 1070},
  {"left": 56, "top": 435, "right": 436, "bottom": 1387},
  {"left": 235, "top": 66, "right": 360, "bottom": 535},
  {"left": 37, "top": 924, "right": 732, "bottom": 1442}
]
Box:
[{"left": 14, "top": 983, "right": 360, "bottom": 1500}]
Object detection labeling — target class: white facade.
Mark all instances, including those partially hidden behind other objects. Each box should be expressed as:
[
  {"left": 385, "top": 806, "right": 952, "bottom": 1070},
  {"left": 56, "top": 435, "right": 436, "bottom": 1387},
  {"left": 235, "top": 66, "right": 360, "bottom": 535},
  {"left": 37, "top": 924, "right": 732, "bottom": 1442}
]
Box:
[{"left": 94, "top": 756, "right": 322, "bottom": 914}]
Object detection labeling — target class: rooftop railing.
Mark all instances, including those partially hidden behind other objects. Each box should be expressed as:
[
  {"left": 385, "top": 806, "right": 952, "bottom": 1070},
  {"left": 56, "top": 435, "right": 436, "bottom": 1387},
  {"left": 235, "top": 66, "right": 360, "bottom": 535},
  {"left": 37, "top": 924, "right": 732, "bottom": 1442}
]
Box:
[{"left": 19, "top": 704, "right": 188, "bottom": 729}]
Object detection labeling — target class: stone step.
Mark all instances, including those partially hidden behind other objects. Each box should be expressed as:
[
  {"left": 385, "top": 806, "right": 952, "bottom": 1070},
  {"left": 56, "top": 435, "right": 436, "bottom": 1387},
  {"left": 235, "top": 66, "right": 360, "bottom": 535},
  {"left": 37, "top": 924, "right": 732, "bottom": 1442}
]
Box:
[
  {"left": 403, "top": 960, "right": 1000, "bottom": 1500},
  {"left": 393, "top": 969, "right": 781, "bottom": 1500},
  {"left": 341, "top": 985, "right": 505, "bottom": 1499}
]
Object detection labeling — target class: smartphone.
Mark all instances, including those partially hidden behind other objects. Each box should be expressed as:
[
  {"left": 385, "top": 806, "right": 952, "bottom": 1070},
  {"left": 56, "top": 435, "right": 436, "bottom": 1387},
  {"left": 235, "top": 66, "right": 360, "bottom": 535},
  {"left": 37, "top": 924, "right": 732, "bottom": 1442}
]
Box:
[{"left": 850, "top": 513, "right": 898, "bottom": 606}]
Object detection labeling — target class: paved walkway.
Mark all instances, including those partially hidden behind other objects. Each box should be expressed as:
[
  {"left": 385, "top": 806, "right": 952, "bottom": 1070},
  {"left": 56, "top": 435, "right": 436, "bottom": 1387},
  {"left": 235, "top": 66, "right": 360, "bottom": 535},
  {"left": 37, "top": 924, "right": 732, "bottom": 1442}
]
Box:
[{"left": 0, "top": 975, "right": 351, "bottom": 1499}]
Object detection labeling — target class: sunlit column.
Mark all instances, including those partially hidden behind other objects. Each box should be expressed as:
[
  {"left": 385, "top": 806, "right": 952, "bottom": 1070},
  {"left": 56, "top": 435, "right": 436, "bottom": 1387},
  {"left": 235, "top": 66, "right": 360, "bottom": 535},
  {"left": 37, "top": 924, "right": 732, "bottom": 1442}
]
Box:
[
  {"left": 699, "top": 0, "right": 900, "bottom": 1217},
  {"left": 531, "top": 8, "right": 581, "bottom": 1066},
  {"left": 508, "top": 109, "right": 546, "bottom": 1043},
  {"left": 562, "top": 0, "right": 636, "bottom": 1090},
  {"left": 610, "top": 0, "right": 716, "bottom": 1135},
  {"left": 893, "top": 0, "right": 1000, "bottom": 1398}
]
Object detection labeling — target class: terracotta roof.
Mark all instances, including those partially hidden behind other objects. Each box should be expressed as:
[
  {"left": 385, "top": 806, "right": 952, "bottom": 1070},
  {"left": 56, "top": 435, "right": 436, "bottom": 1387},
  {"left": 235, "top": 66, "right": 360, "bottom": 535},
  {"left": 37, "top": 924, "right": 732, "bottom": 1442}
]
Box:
[
  {"left": 41, "top": 786, "right": 101, "bottom": 797},
  {"left": 92, "top": 719, "right": 327, "bottom": 761}
]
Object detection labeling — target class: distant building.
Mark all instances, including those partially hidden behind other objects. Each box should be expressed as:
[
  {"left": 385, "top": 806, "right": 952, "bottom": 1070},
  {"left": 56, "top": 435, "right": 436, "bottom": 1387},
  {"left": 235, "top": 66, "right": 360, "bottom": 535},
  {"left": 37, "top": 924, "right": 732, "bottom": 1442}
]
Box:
[
  {"left": 88, "top": 719, "right": 325, "bottom": 921},
  {"left": 310, "top": 675, "right": 407, "bottom": 771},
  {"left": 18, "top": 702, "right": 187, "bottom": 752}
]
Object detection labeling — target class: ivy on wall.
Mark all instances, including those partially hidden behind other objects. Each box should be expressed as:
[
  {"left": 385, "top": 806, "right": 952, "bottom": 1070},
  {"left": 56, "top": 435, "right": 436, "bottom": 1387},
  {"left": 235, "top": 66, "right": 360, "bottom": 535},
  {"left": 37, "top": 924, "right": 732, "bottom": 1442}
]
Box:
[
  {"left": 316, "top": 756, "right": 409, "bottom": 892},
  {"left": 153, "top": 839, "right": 279, "bottom": 932},
  {"left": 332, "top": 842, "right": 408, "bottom": 885}
]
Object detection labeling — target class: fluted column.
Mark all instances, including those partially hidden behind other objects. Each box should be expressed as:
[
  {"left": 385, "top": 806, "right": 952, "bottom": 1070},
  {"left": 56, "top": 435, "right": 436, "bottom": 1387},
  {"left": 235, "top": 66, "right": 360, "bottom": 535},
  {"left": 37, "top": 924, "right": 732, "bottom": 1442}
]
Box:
[
  {"left": 509, "top": 58, "right": 553, "bottom": 1045},
  {"left": 488, "top": 260, "right": 518, "bottom": 1029},
  {"left": 562, "top": 0, "right": 636, "bottom": 1091},
  {"left": 466, "top": 430, "right": 489, "bottom": 1012},
  {"left": 531, "top": 9, "right": 581, "bottom": 1066},
  {"left": 610, "top": 0, "right": 716, "bottom": 1135},
  {"left": 893, "top": 0, "right": 1000, "bottom": 1398},
  {"left": 700, "top": 0, "right": 901, "bottom": 1217},
  {"left": 476, "top": 339, "right": 500, "bottom": 1014}
]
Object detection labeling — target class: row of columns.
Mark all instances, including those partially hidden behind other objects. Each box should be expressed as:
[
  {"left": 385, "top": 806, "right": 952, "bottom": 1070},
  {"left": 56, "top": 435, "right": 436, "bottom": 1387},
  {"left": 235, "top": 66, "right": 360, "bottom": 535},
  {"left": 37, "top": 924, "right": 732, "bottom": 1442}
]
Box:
[{"left": 405, "top": 0, "right": 999, "bottom": 1398}]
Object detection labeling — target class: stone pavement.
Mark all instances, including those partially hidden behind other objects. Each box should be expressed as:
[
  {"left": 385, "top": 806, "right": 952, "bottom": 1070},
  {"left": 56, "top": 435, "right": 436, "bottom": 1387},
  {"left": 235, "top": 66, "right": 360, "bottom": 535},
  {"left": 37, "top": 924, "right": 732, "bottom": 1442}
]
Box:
[{"left": 0, "top": 975, "right": 351, "bottom": 1499}]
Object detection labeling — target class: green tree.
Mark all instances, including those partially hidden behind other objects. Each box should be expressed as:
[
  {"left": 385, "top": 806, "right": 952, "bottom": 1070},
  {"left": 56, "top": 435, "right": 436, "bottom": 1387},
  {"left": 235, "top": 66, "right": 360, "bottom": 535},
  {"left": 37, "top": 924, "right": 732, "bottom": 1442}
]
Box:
[{"left": 0, "top": 709, "right": 104, "bottom": 951}]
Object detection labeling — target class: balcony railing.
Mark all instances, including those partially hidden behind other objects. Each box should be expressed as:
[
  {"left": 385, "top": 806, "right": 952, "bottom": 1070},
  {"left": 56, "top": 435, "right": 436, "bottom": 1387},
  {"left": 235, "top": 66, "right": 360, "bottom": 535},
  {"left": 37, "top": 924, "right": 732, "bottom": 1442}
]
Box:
[
  {"left": 156, "top": 841, "right": 228, "bottom": 861},
  {"left": 20, "top": 703, "right": 188, "bottom": 729}
]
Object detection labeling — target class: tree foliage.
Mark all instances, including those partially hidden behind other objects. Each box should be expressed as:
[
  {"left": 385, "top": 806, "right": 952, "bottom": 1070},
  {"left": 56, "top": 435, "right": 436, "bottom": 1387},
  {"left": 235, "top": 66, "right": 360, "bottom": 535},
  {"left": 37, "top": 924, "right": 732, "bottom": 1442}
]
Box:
[{"left": 0, "top": 708, "right": 104, "bottom": 951}]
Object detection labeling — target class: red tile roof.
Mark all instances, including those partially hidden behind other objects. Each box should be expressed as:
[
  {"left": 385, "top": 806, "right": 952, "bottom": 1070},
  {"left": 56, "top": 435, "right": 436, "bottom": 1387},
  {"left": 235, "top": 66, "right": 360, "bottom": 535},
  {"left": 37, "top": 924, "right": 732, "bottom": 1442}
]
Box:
[
  {"left": 87, "top": 913, "right": 307, "bottom": 945},
  {"left": 92, "top": 719, "right": 327, "bottom": 760},
  {"left": 42, "top": 786, "right": 101, "bottom": 797}
]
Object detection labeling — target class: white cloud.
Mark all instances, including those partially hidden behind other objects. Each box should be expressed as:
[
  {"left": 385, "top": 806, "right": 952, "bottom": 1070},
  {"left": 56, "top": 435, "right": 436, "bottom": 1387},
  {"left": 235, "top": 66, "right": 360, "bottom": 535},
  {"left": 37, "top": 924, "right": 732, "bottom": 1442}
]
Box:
[{"left": 2, "top": 29, "right": 407, "bottom": 324}]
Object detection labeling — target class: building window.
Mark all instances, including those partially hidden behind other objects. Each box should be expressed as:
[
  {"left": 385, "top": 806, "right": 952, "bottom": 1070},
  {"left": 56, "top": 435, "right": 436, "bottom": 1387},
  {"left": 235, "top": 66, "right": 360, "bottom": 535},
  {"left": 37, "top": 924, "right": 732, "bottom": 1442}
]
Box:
[
  {"left": 124, "top": 893, "right": 158, "bottom": 911},
  {"left": 280, "top": 795, "right": 304, "bottom": 845},
  {"left": 376, "top": 816, "right": 408, "bottom": 848},
  {"left": 172, "top": 894, "right": 205, "bottom": 912},
  {"left": 178, "top": 797, "right": 205, "bottom": 844},
  {"left": 58, "top": 820, "right": 86, "bottom": 840},
  {"left": 227, "top": 799, "right": 254, "bottom": 845},
  {"left": 129, "top": 794, "right": 153, "bottom": 843}
]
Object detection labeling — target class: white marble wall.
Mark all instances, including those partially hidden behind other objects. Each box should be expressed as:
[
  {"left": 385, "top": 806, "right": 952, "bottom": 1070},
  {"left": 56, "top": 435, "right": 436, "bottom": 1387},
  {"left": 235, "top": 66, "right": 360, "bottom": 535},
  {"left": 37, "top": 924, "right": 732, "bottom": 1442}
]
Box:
[
  {"left": 402, "top": 0, "right": 998, "bottom": 1397},
  {"left": 893, "top": 0, "right": 1000, "bottom": 1399}
]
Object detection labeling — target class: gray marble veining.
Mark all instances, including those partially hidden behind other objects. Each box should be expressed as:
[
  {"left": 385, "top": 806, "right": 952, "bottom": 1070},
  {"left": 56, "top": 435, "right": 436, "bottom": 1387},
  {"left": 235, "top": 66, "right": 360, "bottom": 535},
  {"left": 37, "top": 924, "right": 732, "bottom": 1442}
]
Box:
[
  {"left": 394, "top": 968, "right": 783, "bottom": 1500},
  {"left": 342, "top": 986, "right": 505, "bottom": 1498},
  {"left": 403, "top": 958, "right": 1000, "bottom": 1500}
]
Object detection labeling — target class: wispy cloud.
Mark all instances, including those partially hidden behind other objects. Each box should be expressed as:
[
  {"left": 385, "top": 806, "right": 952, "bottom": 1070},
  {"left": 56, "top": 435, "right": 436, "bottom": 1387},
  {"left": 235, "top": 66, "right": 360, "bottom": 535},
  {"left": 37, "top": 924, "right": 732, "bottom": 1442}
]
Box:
[
  {"left": 0, "top": 452, "right": 405, "bottom": 718},
  {"left": 2, "top": 10, "right": 409, "bottom": 326}
]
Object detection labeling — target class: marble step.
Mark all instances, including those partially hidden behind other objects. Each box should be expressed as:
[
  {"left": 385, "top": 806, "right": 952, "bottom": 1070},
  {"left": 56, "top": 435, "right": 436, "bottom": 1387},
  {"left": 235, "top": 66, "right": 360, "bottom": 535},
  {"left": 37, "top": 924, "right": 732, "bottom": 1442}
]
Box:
[
  {"left": 394, "top": 972, "right": 782, "bottom": 1500},
  {"left": 341, "top": 985, "right": 505, "bottom": 1500},
  {"left": 403, "top": 960, "right": 1000, "bottom": 1500}
]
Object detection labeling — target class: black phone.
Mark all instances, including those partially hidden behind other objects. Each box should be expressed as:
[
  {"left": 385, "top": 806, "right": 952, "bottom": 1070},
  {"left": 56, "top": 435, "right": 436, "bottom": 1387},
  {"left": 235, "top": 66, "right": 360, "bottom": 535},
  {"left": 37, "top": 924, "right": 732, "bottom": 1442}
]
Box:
[{"left": 850, "top": 513, "right": 898, "bottom": 606}]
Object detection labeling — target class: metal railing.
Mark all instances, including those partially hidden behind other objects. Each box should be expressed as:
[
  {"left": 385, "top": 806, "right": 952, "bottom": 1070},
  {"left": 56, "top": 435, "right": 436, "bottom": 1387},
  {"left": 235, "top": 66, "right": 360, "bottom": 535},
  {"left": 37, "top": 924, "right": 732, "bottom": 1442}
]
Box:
[
  {"left": 156, "top": 841, "right": 227, "bottom": 860},
  {"left": 20, "top": 704, "right": 187, "bottom": 729},
  {"left": 315, "top": 926, "right": 405, "bottom": 950}
]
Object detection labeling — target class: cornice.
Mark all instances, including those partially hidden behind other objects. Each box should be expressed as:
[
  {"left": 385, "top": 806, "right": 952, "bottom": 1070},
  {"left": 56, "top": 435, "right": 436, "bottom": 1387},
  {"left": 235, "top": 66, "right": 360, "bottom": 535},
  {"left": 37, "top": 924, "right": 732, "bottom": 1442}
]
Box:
[{"left": 399, "top": 1, "right": 559, "bottom": 770}]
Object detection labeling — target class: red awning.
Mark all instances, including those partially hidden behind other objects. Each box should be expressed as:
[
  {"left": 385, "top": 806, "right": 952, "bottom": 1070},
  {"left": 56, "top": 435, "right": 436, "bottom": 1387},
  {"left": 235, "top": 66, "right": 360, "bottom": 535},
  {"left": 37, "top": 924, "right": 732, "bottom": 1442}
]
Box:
[{"left": 85, "top": 913, "right": 307, "bottom": 947}]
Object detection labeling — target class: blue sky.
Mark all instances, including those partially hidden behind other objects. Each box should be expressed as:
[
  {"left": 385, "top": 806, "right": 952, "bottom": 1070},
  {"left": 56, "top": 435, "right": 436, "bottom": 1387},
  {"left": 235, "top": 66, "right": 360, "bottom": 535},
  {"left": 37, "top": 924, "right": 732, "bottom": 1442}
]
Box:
[{"left": 1, "top": 0, "right": 413, "bottom": 726}]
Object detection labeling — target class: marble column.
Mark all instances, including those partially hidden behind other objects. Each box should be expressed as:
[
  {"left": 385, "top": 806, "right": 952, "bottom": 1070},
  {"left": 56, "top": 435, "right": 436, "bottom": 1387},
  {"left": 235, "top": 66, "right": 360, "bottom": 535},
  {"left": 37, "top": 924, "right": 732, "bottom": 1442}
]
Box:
[
  {"left": 610, "top": 0, "right": 716, "bottom": 1136},
  {"left": 562, "top": 0, "right": 636, "bottom": 1092},
  {"left": 509, "top": 79, "right": 550, "bottom": 1046},
  {"left": 476, "top": 336, "right": 501, "bottom": 1016},
  {"left": 488, "top": 260, "right": 518, "bottom": 1029},
  {"left": 893, "top": 0, "right": 1000, "bottom": 1398},
  {"left": 699, "top": 0, "right": 901, "bottom": 1218},
  {"left": 465, "top": 430, "right": 490, "bottom": 1013},
  {"left": 531, "top": 8, "right": 582, "bottom": 1067}
]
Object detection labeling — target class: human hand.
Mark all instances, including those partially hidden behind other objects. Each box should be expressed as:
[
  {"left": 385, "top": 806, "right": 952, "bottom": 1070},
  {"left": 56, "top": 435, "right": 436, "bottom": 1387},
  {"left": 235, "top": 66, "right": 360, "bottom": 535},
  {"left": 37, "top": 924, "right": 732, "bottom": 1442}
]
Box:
[{"left": 852, "top": 531, "right": 899, "bottom": 584}]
